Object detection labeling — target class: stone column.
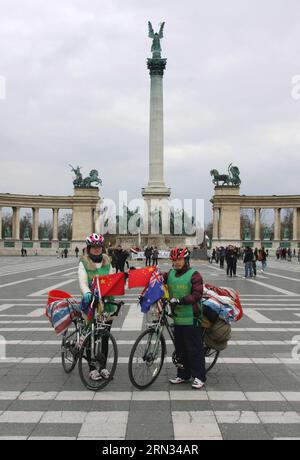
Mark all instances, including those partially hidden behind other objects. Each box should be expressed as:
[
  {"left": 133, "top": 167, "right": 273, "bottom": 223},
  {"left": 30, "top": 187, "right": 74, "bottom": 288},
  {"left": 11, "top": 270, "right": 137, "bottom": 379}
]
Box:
[
  {"left": 53, "top": 209, "right": 59, "bottom": 241},
  {"left": 12, "top": 207, "right": 20, "bottom": 240},
  {"left": 148, "top": 64, "right": 166, "bottom": 188},
  {"left": 254, "top": 208, "right": 261, "bottom": 241},
  {"left": 32, "top": 208, "right": 39, "bottom": 241},
  {"left": 274, "top": 208, "right": 281, "bottom": 241},
  {"left": 212, "top": 207, "right": 219, "bottom": 240},
  {"left": 293, "top": 208, "right": 298, "bottom": 241},
  {"left": 142, "top": 54, "right": 170, "bottom": 236},
  {"left": 0, "top": 207, "right": 2, "bottom": 240}
]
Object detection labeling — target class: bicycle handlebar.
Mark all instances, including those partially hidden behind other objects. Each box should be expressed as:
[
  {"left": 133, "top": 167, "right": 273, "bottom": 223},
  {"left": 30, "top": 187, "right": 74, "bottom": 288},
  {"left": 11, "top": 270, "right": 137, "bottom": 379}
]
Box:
[{"left": 108, "top": 300, "right": 125, "bottom": 318}]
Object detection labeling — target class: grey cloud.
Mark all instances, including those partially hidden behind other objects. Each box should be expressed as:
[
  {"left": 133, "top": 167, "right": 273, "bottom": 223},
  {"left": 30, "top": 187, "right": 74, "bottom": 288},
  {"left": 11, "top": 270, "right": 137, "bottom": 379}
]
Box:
[{"left": 0, "top": 0, "right": 299, "bottom": 222}]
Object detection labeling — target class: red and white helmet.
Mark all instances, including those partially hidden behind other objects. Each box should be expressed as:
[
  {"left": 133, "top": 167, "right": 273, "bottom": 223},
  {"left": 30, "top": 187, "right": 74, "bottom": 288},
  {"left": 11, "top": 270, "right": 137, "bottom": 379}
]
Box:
[
  {"left": 170, "top": 247, "right": 189, "bottom": 261},
  {"left": 86, "top": 233, "right": 105, "bottom": 247}
]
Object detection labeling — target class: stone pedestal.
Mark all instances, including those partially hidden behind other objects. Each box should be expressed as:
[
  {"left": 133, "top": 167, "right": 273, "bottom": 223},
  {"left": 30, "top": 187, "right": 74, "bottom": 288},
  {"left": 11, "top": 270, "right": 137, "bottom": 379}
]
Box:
[
  {"left": 212, "top": 187, "right": 241, "bottom": 246},
  {"left": 72, "top": 188, "right": 100, "bottom": 241}
]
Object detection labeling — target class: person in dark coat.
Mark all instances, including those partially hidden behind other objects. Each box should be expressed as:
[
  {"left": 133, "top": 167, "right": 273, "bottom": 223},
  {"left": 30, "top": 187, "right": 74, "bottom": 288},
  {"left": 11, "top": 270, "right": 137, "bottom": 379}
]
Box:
[
  {"left": 115, "top": 245, "right": 129, "bottom": 273},
  {"left": 144, "top": 247, "right": 153, "bottom": 267}
]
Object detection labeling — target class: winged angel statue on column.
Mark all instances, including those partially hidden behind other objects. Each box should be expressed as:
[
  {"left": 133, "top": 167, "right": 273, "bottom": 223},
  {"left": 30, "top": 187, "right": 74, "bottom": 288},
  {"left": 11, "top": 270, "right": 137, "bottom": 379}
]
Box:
[{"left": 148, "top": 21, "right": 165, "bottom": 59}]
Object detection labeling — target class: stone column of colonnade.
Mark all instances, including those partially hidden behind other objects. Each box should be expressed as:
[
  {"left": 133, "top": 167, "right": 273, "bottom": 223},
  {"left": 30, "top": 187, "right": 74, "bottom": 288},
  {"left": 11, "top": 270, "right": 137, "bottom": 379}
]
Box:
[
  {"left": 52, "top": 209, "right": 59, "bottom": 241},
  {"left": 274, "top": 208, "right": 281, "bottom": 241},
  {"left": 293, "top": 207, "right": 299, "bottom": 242},
  {"left": 32, "top": 208, "right": 39, "bottom": 241},
  {"left": 12, "top": 207, "right": 20, "bottom": 240},
  {"left": 254, "top": 208, "right": 261, "bottom": 242}
]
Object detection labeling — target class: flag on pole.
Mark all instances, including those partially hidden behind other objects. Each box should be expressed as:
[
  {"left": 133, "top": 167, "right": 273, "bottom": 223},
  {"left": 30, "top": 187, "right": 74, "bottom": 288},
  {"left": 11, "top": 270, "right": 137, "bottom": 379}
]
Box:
[
  {"left": 128, "top": 266, "right": 156, "bottom": 289},
  {"left": 139, "top": 269, "right": 164, "bottom": 313},
  {"left": 92, "top": 273, "right": 125, "bottom": 297}
]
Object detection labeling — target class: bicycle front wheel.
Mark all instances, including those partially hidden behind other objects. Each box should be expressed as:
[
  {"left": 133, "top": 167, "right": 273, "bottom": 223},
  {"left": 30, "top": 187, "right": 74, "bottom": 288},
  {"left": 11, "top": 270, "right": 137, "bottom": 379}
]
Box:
[
  {"left": 78, "top": 329, "right": 118, "bottom": 391},
  {"left": 128, "top": 328, "right": 166, "bottom": 390}
]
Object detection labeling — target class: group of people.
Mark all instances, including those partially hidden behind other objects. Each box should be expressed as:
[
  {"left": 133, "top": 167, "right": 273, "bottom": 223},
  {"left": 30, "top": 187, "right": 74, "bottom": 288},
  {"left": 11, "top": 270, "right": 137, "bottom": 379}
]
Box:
[
  {"left": 78, "top": 233, "right": 206, "bottom": 389},
  {"left": 276, "top": 247, "right": 300, "bottom": 262},
  {"left": 207, "top": 246, "right": 240, "bottom": 277},
  {"left": 144, "top": 246, "right": 160, "bottom": 266},
  {"left": 243, "top": 247, "right": 267, "bottom": 278},
  {"left": 56, "top": 248, "right": 69, "bottom": 259},
  {"left": 208, "top": 246, "right": 269, "bottom": 278}
]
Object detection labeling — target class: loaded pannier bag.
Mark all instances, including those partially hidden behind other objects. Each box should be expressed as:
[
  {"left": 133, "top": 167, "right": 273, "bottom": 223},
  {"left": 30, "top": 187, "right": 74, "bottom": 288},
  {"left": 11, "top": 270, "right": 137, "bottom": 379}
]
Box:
[{"left": 203, "top": 318, "right": 232, "bottom": 352}]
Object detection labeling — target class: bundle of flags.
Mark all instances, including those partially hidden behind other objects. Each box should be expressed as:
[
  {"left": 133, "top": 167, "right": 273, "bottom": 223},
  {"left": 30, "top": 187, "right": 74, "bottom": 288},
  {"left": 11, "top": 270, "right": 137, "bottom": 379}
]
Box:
[{"left": 202, "top": 283, "right": 243, "bottom": 324}]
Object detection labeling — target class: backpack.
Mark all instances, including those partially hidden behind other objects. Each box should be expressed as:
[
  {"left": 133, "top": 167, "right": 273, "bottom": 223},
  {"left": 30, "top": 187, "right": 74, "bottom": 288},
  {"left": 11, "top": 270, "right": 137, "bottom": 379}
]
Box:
[{"left": 204, "top": 319, "right": 232, "bottom": 352}]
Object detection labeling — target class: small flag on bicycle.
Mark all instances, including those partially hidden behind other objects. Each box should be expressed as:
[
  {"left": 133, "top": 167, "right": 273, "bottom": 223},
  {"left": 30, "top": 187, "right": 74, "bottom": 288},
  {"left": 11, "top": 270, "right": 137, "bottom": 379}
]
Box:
[
  {"left": 128, "top": 266, "right": 156, "bottom": 289},
  {"left": 92, "top": 273, "right": 125, "bottom": 297},
  {"left": 139, "top": 269, "right": 164, "bottom": 313}
]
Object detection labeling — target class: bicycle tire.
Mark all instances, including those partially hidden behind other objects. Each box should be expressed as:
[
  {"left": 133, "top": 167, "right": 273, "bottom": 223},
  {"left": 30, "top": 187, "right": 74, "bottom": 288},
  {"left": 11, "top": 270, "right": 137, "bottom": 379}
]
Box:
[
  {"left": 78, "top": 329, "right": 118, "bottom": 391},
  {"left": 61, "top": 324, "right": 79, "bottom": 374},
  {"left": 128, "top": 328, "right": 166, "bottom": 390},
  {"left": 204, "top": 347, "right": 220, "bottom": 373}
]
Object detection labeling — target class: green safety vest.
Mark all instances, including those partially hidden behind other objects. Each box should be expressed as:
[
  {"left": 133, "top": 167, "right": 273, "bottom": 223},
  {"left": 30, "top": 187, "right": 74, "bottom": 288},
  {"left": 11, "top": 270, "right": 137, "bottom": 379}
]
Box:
[
  {"left": 167, "top": 268, "right": 202, "bottom": 327},
  {"left": 80, "top": 256, "right": 116, "bottom": 314}
]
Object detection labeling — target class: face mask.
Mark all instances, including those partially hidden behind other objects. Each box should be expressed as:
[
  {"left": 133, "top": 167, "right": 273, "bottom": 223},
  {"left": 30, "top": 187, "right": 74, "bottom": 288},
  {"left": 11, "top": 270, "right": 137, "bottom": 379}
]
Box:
[{"left": 89, "top": 253, "right": 103, "bottom": 264}]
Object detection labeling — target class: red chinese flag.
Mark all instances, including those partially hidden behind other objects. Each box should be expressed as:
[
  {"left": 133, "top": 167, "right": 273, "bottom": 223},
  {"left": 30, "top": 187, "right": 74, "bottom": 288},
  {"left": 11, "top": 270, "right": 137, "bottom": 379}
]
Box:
[
  {"left": 128, "top": 267, "right": 156, "bottom": 289},
  {"left": 94, "top": 273, "right": 125, "bottom": 297}
]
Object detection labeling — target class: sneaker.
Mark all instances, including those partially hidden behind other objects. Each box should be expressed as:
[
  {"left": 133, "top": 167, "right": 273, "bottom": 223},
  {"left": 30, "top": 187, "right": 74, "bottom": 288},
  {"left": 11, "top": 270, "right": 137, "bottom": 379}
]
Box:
[
  {"left": 169, "top": 377, "right": 190, "bottom": 384},
  {"left": 100, "top": 368, "right": 110, "bottom": 380},
  {"left": 192, "top": 378, "right": 205, "bottom": 389},
  {"left": 89, "top": 370, "right": 102, "bottom": 381}
]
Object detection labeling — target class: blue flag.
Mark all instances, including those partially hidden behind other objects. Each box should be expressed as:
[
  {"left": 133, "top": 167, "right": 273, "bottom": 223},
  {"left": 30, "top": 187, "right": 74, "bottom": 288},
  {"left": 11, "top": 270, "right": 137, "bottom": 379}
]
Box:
[{"left": 140, "top": 270, "right": 164, "bottom": 313}]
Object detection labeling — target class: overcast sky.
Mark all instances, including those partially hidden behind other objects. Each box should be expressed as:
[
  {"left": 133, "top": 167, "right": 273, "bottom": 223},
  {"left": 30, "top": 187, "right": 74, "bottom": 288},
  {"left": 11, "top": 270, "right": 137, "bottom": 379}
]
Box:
[{"left": 0, "top": 0, "right": 299, "bottom": 223}]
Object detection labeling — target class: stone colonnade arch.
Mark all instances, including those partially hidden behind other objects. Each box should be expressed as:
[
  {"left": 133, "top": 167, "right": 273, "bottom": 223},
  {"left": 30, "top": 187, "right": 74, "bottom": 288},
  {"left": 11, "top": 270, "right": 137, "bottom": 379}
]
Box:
[
  {"left": 0, "top": 188, "right": 100, "bottom": 255},
  {"left": 211, "top": 187, "right": 300, "bottom": 252}
]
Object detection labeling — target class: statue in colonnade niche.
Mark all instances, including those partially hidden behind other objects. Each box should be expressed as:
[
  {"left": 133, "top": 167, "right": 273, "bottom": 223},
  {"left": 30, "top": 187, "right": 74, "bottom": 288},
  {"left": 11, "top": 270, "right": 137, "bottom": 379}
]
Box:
[{"left": 263, "top": 227, "right": 271, "bottom": 241}]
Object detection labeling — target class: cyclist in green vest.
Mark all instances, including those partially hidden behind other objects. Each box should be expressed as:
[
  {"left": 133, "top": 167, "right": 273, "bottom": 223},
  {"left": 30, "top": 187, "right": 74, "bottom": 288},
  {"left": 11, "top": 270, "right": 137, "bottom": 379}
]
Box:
[
  {"left": 78, "top": 233, "right": 116, "bottom": 382},
  {"left": 166, "top": 247, "right": 206, "bottom": 389}
]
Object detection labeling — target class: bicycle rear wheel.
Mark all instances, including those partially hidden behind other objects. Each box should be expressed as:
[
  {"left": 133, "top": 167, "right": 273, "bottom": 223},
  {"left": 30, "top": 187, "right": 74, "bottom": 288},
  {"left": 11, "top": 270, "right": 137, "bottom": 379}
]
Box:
[
  {"left": 61, "top": 322, "right": 79, "bottom": 374},
  {"left": 128, "top": 328, "right": 166, "bottom": 390},
  {"left": 78, "top": 329, "right": 118, "bottom": 391},
  {"left": 204, "top": 347, "right": 220, "bottom": 374}
]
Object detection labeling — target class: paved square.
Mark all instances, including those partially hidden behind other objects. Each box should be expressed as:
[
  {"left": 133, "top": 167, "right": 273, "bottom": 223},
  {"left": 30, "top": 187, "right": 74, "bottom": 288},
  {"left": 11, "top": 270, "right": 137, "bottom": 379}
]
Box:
[{"left": 0, "top": 256, "right": 300, "bottom": 440}]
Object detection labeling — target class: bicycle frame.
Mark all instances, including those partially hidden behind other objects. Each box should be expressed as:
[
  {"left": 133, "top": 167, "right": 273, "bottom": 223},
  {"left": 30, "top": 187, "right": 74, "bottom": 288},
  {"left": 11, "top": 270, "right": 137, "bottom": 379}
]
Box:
[
  {"left": 145, "top": 300, "right": 175, "bottom": 360},
  {"left": 88, "top": 296, "right": 124, "bottom": 363}
]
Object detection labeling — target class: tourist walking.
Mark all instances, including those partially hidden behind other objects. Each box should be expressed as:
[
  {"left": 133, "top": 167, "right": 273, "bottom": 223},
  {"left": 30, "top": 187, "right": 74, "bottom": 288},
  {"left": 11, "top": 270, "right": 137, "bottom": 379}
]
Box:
[
  {"left": 244, "top": 247, "right": 254, "bottom": 278},
  {"left": 226, "top": 246, "right": 236, "bottom": 278}
]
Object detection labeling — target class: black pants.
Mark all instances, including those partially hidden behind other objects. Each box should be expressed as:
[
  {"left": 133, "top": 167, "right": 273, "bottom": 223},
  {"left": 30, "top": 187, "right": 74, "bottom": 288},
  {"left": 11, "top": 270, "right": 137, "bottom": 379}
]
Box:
[
  {"left": 220, "top": 257, "right": 225, "bottom": 269},
  {"left": 227, "top": 260, "right": 235, "bottom": 277},
  {"left": 116, "top": 264, "right": 125, "bottom": 273},
  {"left": 146, "top": 257, "right": 152, "bottom": 266},
  {"left": 153, "top": 258, "right": 158, "bottom": 266},
  {"left": 174, "top": 325, "right": 206, "bottom": 382},
  {"left": 88, "top": 321, "right": 112, "bottom": 372}
]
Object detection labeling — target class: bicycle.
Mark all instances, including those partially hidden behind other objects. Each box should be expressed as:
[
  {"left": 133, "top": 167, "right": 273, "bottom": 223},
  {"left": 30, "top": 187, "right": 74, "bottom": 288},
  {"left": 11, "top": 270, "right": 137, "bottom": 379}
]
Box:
[
  {"left": 128, "top": 298, "right": 220, "bottom": 390},
  {"left": 77, "top": 297, "right": 125, "bottom": 391}
]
